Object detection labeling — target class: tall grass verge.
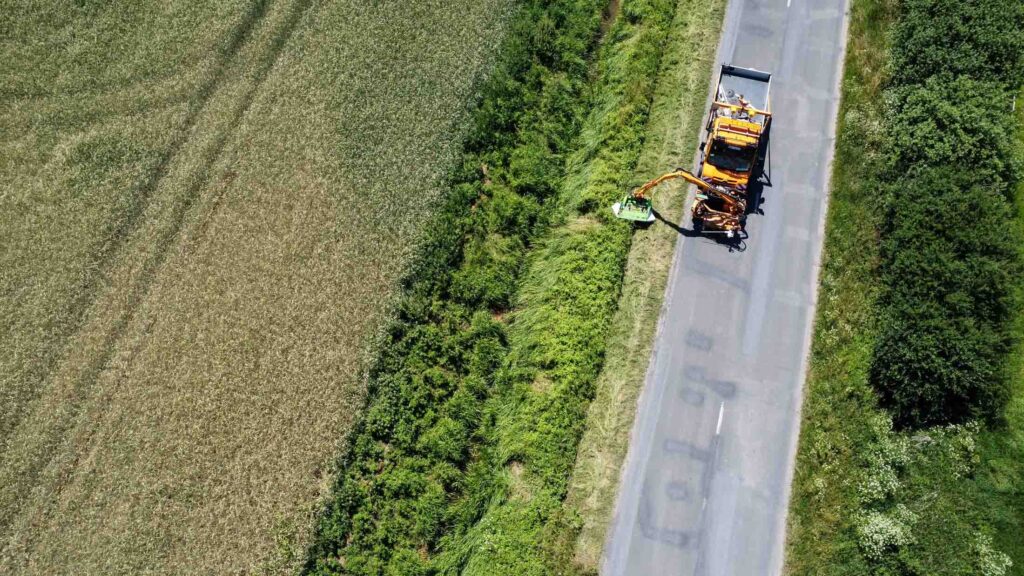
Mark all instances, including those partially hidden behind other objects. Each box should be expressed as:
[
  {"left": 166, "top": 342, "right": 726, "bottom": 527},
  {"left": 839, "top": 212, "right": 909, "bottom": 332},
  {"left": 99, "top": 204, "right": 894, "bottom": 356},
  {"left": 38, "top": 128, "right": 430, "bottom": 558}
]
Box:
[
  {"left": 450, "top": 1, "right": 683, "bottom": 573},
  {"left": 303, "top": 0, "right": 686, "bottom": 574},
  {"left": 784, "top": 0, "right": 1024, "bottom": 573}
]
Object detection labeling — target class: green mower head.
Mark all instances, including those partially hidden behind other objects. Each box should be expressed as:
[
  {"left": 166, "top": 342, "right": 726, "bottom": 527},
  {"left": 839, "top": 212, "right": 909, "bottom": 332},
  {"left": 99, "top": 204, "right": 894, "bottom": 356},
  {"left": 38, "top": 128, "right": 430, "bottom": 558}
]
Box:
[{"left": 612, "top": 195, "right": 655, "bottom": 223}]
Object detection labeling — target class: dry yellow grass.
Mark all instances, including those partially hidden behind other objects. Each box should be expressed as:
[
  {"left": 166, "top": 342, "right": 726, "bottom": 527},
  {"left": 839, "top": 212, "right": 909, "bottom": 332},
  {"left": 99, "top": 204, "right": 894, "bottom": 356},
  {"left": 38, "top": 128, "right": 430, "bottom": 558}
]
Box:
[{"left": 0, "top": 0, "right": 512, "bottom": 573}]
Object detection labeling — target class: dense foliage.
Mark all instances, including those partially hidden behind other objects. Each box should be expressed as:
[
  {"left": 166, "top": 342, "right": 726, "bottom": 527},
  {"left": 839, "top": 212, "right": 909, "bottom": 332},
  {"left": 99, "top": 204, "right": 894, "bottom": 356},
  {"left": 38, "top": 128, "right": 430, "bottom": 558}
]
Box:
[
  {"left": 869, "top": 0, "right": 1024, "bottom": 427},
  {"left": 303, "top": 1, "right": 607, "bottom": 574},
  {"left": 887, "top": 0, "right": 1024, "bottom": 88},
  {"left": 458, "top": 1, "right": 676, "bottom": 571},
  {"left": 304, "top": 0, "right": 682, "bottom": 573}
]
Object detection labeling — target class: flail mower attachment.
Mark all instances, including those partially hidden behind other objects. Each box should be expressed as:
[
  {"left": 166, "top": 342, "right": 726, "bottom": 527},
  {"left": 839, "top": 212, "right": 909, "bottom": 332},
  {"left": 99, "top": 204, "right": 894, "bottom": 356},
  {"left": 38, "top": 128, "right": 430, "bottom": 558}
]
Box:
[{"left": 612, "top": 195, "right": 656, "bottom": 223}]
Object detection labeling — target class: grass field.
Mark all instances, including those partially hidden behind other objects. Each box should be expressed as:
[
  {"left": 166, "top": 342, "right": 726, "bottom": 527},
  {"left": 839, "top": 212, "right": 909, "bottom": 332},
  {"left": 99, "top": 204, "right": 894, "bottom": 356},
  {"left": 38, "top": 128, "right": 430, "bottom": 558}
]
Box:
[
  {"left": 563, "top": 0, "right": 726, "bottom": 567},
  {"left": 784, "top": 0, "right": 1024, "bottom": 574},
  {"left": 0, "top": 1, "right": 512, "bottom": 573}
]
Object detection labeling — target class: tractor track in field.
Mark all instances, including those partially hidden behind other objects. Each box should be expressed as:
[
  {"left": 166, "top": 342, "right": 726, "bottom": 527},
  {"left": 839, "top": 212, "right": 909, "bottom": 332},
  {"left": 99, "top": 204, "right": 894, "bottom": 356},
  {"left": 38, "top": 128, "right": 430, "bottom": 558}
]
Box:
[
  {"left": 0, "top": 0, "right": 272, "bottom": 455},
  {"left": 0, "top": 0, "right": 273, "bottom": 448},
  {"left": 0, "top": 0, "right": 318, "bottom": 548}
]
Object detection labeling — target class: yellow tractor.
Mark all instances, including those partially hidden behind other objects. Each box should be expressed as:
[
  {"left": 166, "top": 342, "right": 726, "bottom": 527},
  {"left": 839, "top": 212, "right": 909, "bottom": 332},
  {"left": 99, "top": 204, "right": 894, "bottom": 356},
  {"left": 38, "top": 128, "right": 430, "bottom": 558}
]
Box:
[
  {"left": 698, "top": 65, "right": 771, "bottom": 193},
  {"left": 612, "top": 65, "right": 770, "bottom": 238},
  {"left": 611, "top": 167, "right": 747, "bottom": 236}
]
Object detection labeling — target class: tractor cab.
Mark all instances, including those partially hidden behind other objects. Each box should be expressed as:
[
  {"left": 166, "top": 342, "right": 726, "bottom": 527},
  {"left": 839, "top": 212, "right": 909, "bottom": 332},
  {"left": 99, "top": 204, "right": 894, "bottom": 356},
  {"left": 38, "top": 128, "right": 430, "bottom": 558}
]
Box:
[
  {"left": 699, "top": 66, "right": 771, "bottom": 191},
  {"left": 701, "top": 112, "right": 765, "bottom": 190}
]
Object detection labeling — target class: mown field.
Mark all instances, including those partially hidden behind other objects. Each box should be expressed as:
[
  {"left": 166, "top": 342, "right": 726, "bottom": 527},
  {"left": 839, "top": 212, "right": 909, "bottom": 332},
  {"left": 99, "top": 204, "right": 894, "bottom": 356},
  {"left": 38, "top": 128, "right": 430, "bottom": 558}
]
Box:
[
  {"left": 0, "top": 0, "right": 513, "bottom": 573},
  {"left": 785, "top": 0, "right": 1024, "bottom": 574}
]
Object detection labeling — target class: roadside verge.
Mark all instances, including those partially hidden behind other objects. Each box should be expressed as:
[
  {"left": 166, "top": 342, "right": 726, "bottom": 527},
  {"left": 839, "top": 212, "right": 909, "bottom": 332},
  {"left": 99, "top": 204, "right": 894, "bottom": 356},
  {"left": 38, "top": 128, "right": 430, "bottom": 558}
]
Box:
[
  {"left": 784, "top": 0, "right": 1024, "bottom": 573},
  {"left": 563, "top": 0, "right": 726, "bottom": 569}
]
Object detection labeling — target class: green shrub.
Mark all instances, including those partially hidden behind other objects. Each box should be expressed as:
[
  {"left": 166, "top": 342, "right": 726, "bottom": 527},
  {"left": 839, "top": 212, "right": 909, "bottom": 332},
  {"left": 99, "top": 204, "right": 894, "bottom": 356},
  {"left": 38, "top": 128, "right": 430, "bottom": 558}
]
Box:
[
  {"left": 871, "top": 167, "right": 1018, "bottom": 426},
  {"left": 884, "top": 77, "right": 1019, "bottom": 187},
  {"left": 868, "top": 0, "right": 1023, "bottom": 429},
  {"left": 889, "top": 0, "right": 1024, "bottom": 87},
  {"left": 873, "top": 308, "right": 1011, "bottom": 426}
]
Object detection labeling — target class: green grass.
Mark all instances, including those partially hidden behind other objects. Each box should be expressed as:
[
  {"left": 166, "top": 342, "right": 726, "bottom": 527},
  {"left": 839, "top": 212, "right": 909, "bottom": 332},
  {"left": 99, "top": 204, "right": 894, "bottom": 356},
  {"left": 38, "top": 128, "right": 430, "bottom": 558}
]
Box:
[
  {"left": 303, "top": 1, "right": 697, "bottom": 573},
  {"left": 782, "top": 0, "right": 894, "bottom": 570},
  {"left": 563, "top": 0, "right": 726, "bottom": 568},
  {"left": 976, "top": 87, "right": 1024, "bottom": 570},
  {"left": 454, "top": 1, "right": 697, "bottom": 571},
  {"left": 783, "top": 0, "right": 1024, "bottom": 574},
  {"left": 0, "top": 1, "right": 513, "bottom": 573}
]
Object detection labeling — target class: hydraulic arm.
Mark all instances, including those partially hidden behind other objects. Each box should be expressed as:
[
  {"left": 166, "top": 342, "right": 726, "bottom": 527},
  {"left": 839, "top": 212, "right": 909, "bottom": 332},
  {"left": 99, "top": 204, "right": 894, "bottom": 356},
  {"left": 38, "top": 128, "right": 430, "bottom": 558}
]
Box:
[
  {"left": 612, "top": 168, "right": 746, "bottom": 234},
  {"left": 611, "top": 64, "right": 769, "bottom": 238}
]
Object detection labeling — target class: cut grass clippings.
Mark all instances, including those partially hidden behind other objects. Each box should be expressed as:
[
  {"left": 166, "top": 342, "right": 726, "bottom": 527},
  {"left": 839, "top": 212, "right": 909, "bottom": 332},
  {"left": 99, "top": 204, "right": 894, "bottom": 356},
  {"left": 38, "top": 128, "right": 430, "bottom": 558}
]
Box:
[{"left": 563, "top": 0, "right": 726, "bottom": 568}]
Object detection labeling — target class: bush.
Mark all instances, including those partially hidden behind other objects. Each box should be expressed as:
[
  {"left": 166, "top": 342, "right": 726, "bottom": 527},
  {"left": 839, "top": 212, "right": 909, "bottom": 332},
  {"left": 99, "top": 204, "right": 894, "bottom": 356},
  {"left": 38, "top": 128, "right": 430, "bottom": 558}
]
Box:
[
  {"left": 976, "top": 533, "right": 1013, "bottom": 576},
  {"left": 868, "top": 0, "right": 1023, "bottom": 429},
  {"left": 889, "top": 0, "right": 1024, "bottom": 87},
  {"left": 871, "top": 168, "right": 1018, "bottom": 425},
  {"left": 884, "top": 77, "right": 1019, "bottom": 186},
  {"left": 873, "top": 305, "right": 1011, "bottom": 425},
  {"left": 856, "top": 504, "right": 918, "bottom": 562}
]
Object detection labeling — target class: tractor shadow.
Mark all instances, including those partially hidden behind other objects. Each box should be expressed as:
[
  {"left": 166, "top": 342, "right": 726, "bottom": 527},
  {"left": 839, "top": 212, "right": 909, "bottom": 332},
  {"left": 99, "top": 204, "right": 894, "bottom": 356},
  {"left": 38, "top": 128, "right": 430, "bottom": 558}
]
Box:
[
  {"left": 651, "top": 209, "right": 748, "bottom": 253},
  {"left": 747, "top": 131, "right": 773, "bottom": 217}
]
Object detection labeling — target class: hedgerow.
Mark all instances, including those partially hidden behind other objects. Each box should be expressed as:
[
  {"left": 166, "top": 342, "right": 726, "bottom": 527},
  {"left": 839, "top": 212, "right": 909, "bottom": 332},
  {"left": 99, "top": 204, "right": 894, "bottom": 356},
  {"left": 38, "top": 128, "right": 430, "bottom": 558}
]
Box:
[
  {"left": 872, "top": 167, "right": 1018, "bottom": 426},
  {"left": 303, "top": 1, "right": 607, "bottom": 574},
  {"left": 869, "top": 0, "right": 1024, "bottom": 428},
  {"left": 304, "top": 0, "right": 681, "bottom": 573}
]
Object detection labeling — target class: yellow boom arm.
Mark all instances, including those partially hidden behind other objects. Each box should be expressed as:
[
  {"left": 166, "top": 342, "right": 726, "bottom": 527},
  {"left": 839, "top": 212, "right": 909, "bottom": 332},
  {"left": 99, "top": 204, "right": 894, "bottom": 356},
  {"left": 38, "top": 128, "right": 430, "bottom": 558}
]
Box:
[{"left": 631, "top": 168, "right": 746, "bottom": 211}]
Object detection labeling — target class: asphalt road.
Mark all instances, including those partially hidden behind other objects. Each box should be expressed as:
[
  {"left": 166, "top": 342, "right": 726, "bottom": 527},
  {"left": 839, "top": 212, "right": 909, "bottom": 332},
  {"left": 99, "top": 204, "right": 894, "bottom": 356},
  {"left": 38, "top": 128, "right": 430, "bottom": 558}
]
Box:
[{"left": 602, "top": 0, "right": 849, "bottom": 574}]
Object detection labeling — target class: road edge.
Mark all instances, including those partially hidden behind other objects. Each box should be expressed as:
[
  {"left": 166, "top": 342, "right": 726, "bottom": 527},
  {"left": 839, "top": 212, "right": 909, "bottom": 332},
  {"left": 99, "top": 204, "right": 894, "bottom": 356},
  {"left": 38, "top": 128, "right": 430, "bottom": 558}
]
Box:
[
  {"left": 769, "top": 0, "right": 851, "bottom": 574},
  {"left": 599, "top": 0, "right": 742, "bottom": 571}
]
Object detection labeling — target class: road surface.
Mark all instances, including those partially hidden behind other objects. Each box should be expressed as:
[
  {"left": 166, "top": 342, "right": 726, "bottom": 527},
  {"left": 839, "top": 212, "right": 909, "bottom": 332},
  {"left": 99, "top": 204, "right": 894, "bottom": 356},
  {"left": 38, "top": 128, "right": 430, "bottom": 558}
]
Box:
[{"left": 603, "top": 0, "right": 849, "bottom": 574}]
